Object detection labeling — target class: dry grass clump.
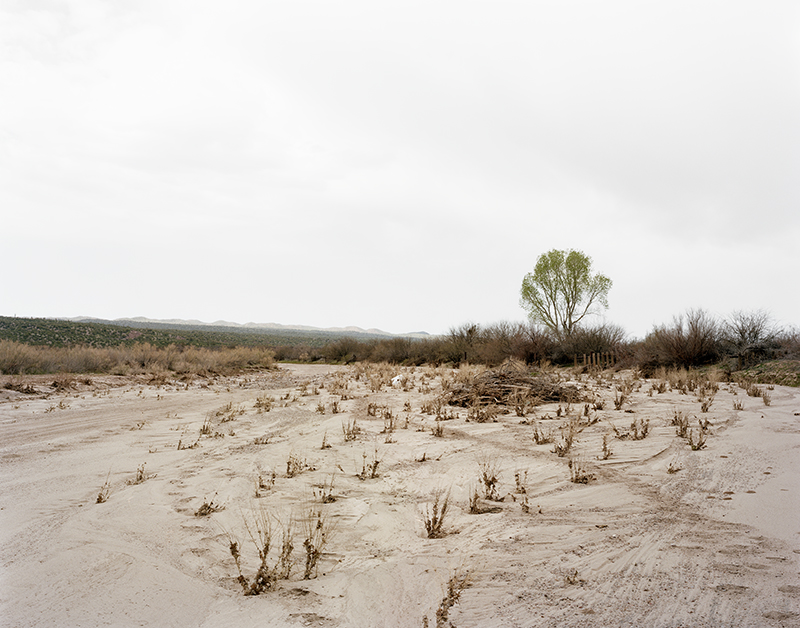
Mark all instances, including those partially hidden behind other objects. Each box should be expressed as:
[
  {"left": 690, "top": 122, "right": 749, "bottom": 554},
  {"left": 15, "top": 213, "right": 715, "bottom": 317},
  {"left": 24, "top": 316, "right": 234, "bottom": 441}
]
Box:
[
  {"left": 356, "top": 448, "right": 381, "bottom": 480},
  {"left": 286, "top": 453, "right": 313, "bottom": 478},
  {"left": 254, "top": 394, "right": 274, "bottom": 413},
  {"left": 422, "top": 488, "right": 451, "bottom": 539},
  {"left": 195, "top": 493, "right": 224, "bottom": 516},
  {"left": 227, "top": 509, "right": 294, "bottom": 595},
  {"left": 302, "top": 508, "right": 333, "bottom": 579},
  {"left": 477, "top": 458, "right": 501, "bottom": 501},
  {"left": 687, "top": 428, "right": 707, "bottom": 450},
  {"left": 532, "top": 423, "right": 555, "bottom": 445},
  {"left": 551, "top": 423, "right": 576, "bottom": 456},
  {"left": 96, "top": 471, "right": 112, "bottom": 503},
  {"left": 598, "top": 433, "right": 613, "bottom": 460},
  {"left": 127, "top": 463, "right": 155, "bottom": 485},
  {"left": 0, "top": 339, "right": 275, "bottom": 376},
  {"left": 423, "top": 568, "right": 471, "bottom": 628},
  {"left": 341, "top": 418, "right": 361, "bottom": 442},
  {"left": 568, "top": 457, "right": 595, "bottom": 483},
  {"left": 671, "top": 409, "right": 690, "bottom": 438}
]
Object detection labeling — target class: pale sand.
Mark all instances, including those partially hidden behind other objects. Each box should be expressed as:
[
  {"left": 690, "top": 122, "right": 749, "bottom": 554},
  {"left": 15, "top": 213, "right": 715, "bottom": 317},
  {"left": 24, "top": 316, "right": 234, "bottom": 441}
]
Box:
[{"left": 1, "top": 364, "right": 798, "bottom": 627}]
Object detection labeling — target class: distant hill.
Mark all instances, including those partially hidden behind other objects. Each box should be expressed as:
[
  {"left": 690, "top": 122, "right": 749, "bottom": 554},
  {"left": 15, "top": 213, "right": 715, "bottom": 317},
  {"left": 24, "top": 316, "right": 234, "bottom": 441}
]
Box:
[
  {"left": 67, "top": 316, "right": 430, "bottom": 339},
  {"left": 0, "top": 315, "right": 429, "bottom": 350}
]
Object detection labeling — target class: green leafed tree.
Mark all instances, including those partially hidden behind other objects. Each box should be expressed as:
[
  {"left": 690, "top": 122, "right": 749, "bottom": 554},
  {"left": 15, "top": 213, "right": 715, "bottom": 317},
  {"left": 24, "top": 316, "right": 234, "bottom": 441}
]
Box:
[{"left": 520, "top": 249, "right": 612, "bottom": 336}]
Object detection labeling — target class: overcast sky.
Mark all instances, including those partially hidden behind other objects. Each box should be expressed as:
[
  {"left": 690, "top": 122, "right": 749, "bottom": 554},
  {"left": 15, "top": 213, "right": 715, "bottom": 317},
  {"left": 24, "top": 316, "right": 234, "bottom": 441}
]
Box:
[{"left": 2, "top": 0, "right": 798, "bottom": 338}]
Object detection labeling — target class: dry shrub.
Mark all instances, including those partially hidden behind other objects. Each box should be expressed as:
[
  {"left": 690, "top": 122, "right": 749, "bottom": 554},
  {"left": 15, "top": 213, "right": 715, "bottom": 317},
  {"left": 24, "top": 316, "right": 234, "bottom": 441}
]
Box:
[
  {"left": 0, "top": 340, "right": 274, "bottom": 376},
  {"left": 639, "top": 309, "right": 721, "bottom": 371},
  {"left": 341, "top": 418, "right": 360, "bottom": 442},
  {"left": 671, "top": 410, "right": 690, "bottom": 438},
  {"left": 195, "top": 494, "right": 224, "bottom": 516},
  {"left": 444, "top": 359, "right": 579, "bottom": 409},
  {"left": 228, "top": 509, "right": 294, "bottom": 595},
  {"left": 568, "top": 457, "right": 595, "bottom": 483},
  {"left": 302, "top": 508, "right": 332, "bottom": 579},
  {"left": 687, "top": 428, "right": 707, "bottom": 450},
  {"left": 424, "top": 569, "right": 471, "bottom": 628},
  {"left": 423, "top": 488, "right": 451, "bottom": 538},
  {"left": 477, "top": 458, "right": 501, "bottom": 501}
]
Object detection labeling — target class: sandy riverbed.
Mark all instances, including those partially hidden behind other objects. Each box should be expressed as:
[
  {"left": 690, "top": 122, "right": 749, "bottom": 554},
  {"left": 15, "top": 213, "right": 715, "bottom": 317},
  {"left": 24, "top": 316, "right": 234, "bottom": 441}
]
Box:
[{"left": 1, "top": 363, "right": 798, "bottom": 627}]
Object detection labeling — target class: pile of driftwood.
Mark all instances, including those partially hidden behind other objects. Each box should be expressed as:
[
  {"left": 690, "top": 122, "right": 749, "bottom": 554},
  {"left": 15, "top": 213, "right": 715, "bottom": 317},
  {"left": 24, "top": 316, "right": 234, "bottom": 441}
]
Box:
[{"left": 443, "top": 360, "right": 581, "bottom": 408}]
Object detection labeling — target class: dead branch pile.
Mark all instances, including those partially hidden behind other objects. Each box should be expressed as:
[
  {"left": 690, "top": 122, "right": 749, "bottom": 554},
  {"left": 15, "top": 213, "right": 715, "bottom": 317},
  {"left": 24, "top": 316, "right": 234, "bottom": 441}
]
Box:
[{"left": 442, "top": 360, "right": 581, "bottom": 408}]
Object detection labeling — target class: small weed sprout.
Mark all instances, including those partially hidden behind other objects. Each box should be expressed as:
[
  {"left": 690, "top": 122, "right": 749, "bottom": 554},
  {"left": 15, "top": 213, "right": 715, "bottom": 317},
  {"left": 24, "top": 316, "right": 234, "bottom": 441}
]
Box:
[
  {"left": 431, "top": 418, "right": 444, "bottom": 438},
  {"left": 762, "top": 391, "right": 771, "bottom": 406},
  {"left": 478, "top": 459, "right": 501, "bottom": 501},
  {"left": 96, "top": 471, "right": 112, "bottom": 503},
  {"left": 320, "top": 432, "right": 331, "bottom": 450},
  {"left": 629, "top": 417, "right": 650, "bottom": 440},
  {"left": 303, "top": 508, "right": 332, "bottom": 579},
  {"left": 551, "top": 425, "right": 575, "bottom": 457},
  {"left": 514, "top": 470, "right": 528, "bottom": 494},
  {"left": 533, "top": 424, "right": 555, "bottom": 445},
  {"left": 356, "top": 448, "right": 381, "bottom": 480},
  {"left": 568, "top": 458, "right": 595, "bottom": 484},
  {"left": 733, "top": 398, "right": 744, "bottom": 411},
  {"left": 699, "top": 396, "right": 714, "bottom": 413},
  {"left": 342, "top": 418, "right": 360, "bottom": 442},
  {"left": 255, "top": 470, "right": 276, "bottom": 497},
  {"left": 423, "top": 488, "right": 451, "bottom": 538},
  {"left": 598, "top": 433, "right": 613, "bottom": 460},
  {"left": 428, "top": 569, "right": 471, "bottom": 628},
  {"left": 687, "top": 428, "right": 707, "bottom": 450},
  {"left": 195, "top": 493, "right": 224, "bottom": 516},
  {"left": 127, "top": 463, "right": 154, "bottom": 485},
  {"left": 667, "top": 460, "right": 682, "bottom": 474},
  {"left": 315, "top": 401, "right": 326, "bottom": 415},
  {"left": 286, "top": 453, "right": 312, "bottom": 478},
  {"left": 672, "top": 410, "right": 690, "bottom": 438},
  {"left": 316, "top": 474, "right": 337, "bottom": 503}
]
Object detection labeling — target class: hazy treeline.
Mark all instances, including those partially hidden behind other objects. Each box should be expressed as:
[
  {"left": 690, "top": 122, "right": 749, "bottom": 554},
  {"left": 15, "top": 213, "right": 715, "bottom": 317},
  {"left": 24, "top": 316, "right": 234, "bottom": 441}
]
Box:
[{"left": 276, "top": 310, "right": 798, "bottom": 373}]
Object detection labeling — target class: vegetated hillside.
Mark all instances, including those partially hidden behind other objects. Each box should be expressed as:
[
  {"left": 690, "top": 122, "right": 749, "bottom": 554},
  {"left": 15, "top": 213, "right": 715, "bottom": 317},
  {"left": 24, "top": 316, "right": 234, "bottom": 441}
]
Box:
[{"left": 0, "top": 316, "right": 393, "bottom": 350}]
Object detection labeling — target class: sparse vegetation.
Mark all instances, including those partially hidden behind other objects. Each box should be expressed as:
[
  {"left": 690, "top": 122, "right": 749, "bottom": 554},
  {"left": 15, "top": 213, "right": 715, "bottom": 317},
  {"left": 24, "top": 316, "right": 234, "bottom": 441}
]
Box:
[
  {"left": 568, "top": 457, "right": 595, "bottom": 483},
  {"left": 478, "top": 458, "right": 501, "bottom": 501},
  {"left": 423, "top": 488, "right": 451, "bottom": 539},
  {"left": 227, "top": 508, "right": 294, "bottom": 595},
  {"left": 194, "top": 494, "right": 224, "bottom": 516},
  {"left": 687, "top": 428, "right": 707, "bottom": 450},
  {"left": 127, "top": 463, "right": 154, "bottom": 485},
  {"left": 302, "top": 508, "right": 332, "bottom": 579},
  {"left": 96, "top": 471, "right": 112, "bottom": 503}
]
